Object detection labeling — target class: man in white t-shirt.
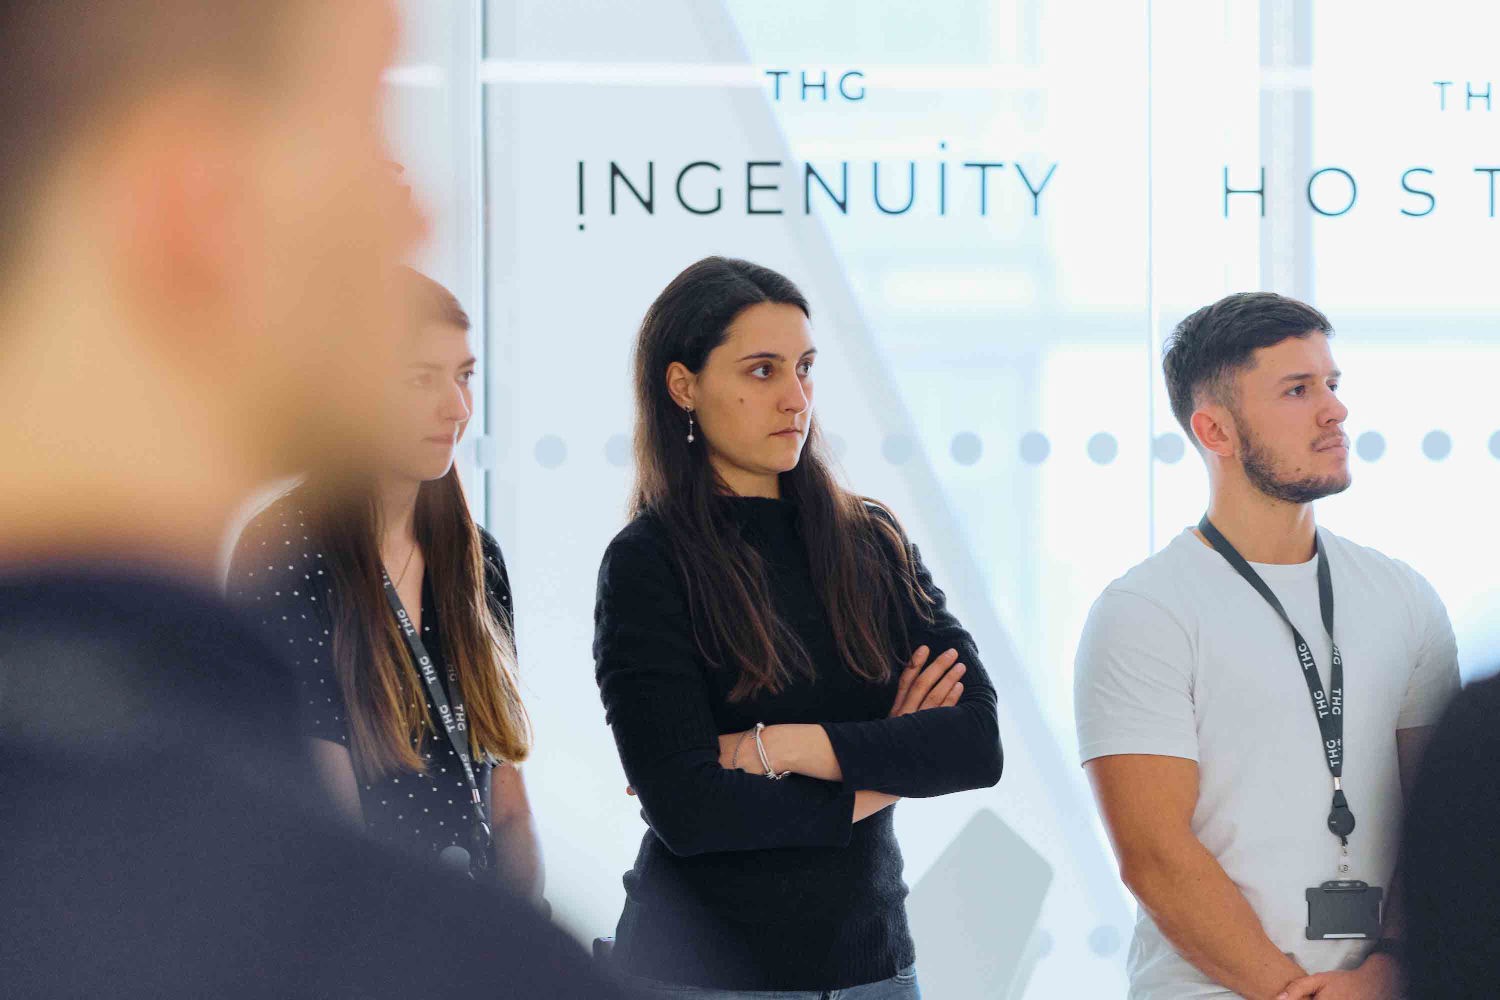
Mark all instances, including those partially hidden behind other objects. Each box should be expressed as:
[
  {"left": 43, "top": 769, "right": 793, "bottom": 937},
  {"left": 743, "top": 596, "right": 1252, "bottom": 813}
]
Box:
[{"left": 1075, "top": 292, "right": 1459, "bottom": 1000}]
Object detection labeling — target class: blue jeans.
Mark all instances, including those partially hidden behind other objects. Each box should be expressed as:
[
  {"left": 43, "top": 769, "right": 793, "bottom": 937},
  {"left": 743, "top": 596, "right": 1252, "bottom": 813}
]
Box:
[{"left": 617, "top": 964, "right": 920, "bottom": 1000}]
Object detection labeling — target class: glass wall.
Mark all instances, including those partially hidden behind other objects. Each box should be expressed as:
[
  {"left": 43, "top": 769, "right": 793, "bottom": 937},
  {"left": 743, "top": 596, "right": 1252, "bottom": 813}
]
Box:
[
  {"left": 387, "top": 1, "right": 488, "bottom": 517},
  {"left": 388, "top": 2, "right": 1500, "bottom": 994}
]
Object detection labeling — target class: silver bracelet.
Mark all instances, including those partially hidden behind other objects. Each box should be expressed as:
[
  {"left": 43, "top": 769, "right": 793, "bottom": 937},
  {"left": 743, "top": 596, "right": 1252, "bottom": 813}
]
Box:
[
  {"left": 730, "top": 728, "right": 754, "bottom": 769},
  {"left": 752, "top": 722, "right": 792, "bottom": 780}
]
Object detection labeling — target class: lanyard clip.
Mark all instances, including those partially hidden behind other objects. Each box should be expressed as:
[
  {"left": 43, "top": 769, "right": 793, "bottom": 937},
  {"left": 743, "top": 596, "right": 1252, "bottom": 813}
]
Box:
[{"left": 1327, "top": 789, "right": 1356, "bottom": 839}]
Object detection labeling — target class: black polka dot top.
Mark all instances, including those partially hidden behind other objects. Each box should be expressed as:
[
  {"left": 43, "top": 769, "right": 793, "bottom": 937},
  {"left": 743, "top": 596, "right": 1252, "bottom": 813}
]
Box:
[{"left": 228, "top": 488, "right": 515, "bottom": 863}]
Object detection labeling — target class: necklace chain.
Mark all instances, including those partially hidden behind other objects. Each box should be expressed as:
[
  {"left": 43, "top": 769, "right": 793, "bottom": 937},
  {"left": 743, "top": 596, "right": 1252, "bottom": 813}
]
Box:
[{"left": 390, "top": 539, "right": 417, "bottom": 588}]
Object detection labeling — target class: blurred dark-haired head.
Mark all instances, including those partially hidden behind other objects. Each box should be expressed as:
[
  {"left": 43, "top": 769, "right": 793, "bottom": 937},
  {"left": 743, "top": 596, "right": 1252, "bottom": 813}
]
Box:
[{"left": 0, "top": 0, "right": 426, "bottom": 492}]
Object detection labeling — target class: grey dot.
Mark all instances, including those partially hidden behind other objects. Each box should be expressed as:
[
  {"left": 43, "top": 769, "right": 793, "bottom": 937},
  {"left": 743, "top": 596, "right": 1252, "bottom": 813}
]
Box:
[
  {"left": 604, "top": 434, "right": 630, "bottom": 468},
  {"left": 882, "top": 434, "right": 914, "bottom": 465},
  {"left": 950, "top": 432, "right": 982, "bottom": 466},
  {"left": 1035, "top": 929, "right": 1054, "bottom": 958},
  {"left": 1088, "top": 925, "right": 1121, "bottom": 957},
  {"left": 1422, "top": 430, "right": 1451, "bottom": 461},
  {"left": 1019, "top": 432, "right": 1050, "bottom": 464},
  {"left": 1087, "top": 432, "right": 1118, "bottom": 465},
  {"left": 534, "top": 435, "right": 567, "bottom": 468},
  {"left": 1490, "top": 431, "right": 1500, "bottom": 459},
  {"left": 1152, "top": 433, "right": 1185, "bottom": 464},
  {"left": 823, "top": 432, "right": 848, "bottom": 459},
  {"left": 1355, "top": 431, "right": 1386, "bottom": 462}
]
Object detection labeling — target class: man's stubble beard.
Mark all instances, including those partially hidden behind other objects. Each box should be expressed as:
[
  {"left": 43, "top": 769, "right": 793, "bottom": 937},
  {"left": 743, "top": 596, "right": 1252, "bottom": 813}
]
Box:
[{"left": 1237, "top": 417, "right": 1351, "bottom": 505}]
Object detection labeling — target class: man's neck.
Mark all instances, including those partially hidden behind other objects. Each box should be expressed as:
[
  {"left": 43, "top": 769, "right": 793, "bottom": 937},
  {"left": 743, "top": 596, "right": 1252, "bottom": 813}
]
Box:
[{"left": 1200, "top": 482, "right": 1318, "bottom": 565}]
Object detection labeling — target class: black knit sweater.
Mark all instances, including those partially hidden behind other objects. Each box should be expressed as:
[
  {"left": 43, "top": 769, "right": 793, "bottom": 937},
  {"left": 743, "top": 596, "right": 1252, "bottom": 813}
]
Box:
[{"left": 592, "top": 495, "right": 1003, "bottom": 991}]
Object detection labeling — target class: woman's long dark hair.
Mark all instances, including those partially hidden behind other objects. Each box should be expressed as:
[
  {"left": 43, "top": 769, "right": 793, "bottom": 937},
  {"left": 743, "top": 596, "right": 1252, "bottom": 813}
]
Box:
[
  {"left": 303, "top": 269, "right": 531, "bottom": 780},
  {"left": 631, "top": 256, "right": 933, "bottom": 701}
]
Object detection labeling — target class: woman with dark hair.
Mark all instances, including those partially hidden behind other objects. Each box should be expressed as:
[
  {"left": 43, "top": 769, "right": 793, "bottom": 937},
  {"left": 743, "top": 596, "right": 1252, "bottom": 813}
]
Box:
[
  {"left": 230, "top": 269, "right": 541, "bottom": 899},
  {"left": 594, "top": 256, "right": 1003, "bottom": 998}
]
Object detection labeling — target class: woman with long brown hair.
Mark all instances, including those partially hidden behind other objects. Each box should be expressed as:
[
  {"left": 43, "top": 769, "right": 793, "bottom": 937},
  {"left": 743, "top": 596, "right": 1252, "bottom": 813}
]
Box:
[
  {"left": 229, "top": 269, "right": 539, "bottom": 898},
  {"left": 593, "top": 256, "right": 1004, "bottom": 998}
]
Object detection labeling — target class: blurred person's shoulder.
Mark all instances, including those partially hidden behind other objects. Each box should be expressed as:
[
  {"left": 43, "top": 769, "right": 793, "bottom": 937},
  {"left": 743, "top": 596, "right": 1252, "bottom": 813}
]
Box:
[
  {"left": 0, "top": 745, "right": 617, "bottom": 999},
  {"left": 0, "top": 563, "right": 300, "bottom": 767},
  {"left": 1464, "top": 670, "right": 1500, "bottom": 711},
  {"left": 1401, "top": 672, "right": 1500, "bottom": 999},
  {"left": 1425, "top": 672, "right": 1500, "bottom": 746}
]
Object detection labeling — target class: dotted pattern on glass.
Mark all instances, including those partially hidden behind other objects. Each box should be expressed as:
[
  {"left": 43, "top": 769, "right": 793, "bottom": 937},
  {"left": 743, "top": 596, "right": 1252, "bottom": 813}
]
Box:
[
  {"left": 534, "top": 435, "right": 567, "bottom": 468},
  {"left": 527, "top": 429, "right": 1500, "bottom": 466},
  {"left": 1086, "top": 433, "right": 1118, "bottom": 465},
  {"left": 1019, "top": 432, "right": 1051, "bottom": 465},
  {"left": 950, "top": 432, "right": 983, "bottom": 466},
  {"left": 1088, "top": 925, "right": 1121, "bottom": 957},
  {"left": 882, "top": 434, "right": 914, "bottom": 465},
  {"left": 1152, "top": 433, "right": 1185, "bottom": 464},
  {"left": 1356, "top": 431, "right": 1386, "bottom": 462},
  {"left": 604, "top": 433, "right": 630, "bottom": 468}
]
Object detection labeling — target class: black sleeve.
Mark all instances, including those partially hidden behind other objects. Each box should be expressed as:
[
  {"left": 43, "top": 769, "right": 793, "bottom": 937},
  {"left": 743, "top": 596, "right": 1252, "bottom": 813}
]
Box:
[
  {"left": 227, "top": 498, "right": 349, "bottom": 748},
  {"left": 819, "top": 510, "right": 1003, "bottom": 798},
  {"left": 592, "top": 523, "right": 856, "bottom": 857}
]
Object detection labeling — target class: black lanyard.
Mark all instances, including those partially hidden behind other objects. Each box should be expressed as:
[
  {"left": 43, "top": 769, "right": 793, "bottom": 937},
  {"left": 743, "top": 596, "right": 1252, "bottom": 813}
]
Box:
[
  {"left": 381, "top": 569, "right": 494, "bottom": 878},
  {"left": 1197, "top": 517, "right": 1356, "bottom": 848}
]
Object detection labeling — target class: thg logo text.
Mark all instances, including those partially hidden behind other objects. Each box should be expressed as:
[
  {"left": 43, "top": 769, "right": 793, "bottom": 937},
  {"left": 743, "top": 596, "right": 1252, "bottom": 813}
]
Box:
[{"left": 573, "top": 69, "right": 1059, "bottom": 229}]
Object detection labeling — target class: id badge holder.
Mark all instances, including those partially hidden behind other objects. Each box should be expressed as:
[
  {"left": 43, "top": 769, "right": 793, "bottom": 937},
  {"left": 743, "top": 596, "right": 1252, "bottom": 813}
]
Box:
[{"left": 1305, "top": 880, "right": 1383, "bottom": 940}]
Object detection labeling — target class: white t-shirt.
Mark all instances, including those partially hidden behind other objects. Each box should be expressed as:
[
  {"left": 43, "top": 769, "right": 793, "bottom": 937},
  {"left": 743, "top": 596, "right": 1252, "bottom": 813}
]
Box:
[{"left": 1075, "top": 526, "right": 1460, "bottom": 1000}]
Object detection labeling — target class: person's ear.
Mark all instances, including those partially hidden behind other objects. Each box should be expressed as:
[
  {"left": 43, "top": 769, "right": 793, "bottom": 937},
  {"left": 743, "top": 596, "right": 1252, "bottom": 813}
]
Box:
[
  {"left": 111, "top": 84, "right": 248, "bottom": 328},
  {"left": 665, "top": 361, "right": 697, "bottom": 411},
  {"left": 1191, "top": 404, "right": 1236, "bottom": 459}
]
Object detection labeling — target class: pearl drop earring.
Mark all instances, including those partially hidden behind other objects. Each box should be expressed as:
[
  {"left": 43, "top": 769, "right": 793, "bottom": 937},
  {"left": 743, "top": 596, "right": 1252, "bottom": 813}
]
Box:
[{"left": 686, "top": 408, "right": 695, "bottom": 444}]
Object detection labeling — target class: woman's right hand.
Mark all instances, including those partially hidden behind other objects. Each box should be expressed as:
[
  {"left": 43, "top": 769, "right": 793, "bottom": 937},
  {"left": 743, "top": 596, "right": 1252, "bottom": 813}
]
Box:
[{"left": 888, "top": 645, "right": 966, "bottom": 717}]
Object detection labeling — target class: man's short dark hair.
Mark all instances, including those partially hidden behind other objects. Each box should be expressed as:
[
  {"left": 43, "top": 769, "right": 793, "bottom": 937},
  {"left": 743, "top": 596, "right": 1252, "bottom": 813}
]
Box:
[
  {"left": 0, "top": 1, "right": 298, "bottom": 288},
  {"left": 1162, "top": 292, "right": 1333, "bottom": 442}
]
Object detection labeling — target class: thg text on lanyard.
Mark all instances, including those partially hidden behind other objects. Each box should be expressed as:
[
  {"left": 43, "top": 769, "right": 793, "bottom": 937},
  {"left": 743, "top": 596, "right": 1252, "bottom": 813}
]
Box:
[
  {"left": 1197, "top": 517, "right": 1357, "bottom": 868},
  {"left": 381, "top": 569, "right": 495, "bottom": 881}
]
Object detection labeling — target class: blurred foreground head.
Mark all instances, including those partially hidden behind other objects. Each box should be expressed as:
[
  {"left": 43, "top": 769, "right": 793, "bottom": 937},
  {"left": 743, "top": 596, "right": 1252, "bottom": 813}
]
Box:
[{"left": 0, "top": 0, "right": 425, "bottom": 570}]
